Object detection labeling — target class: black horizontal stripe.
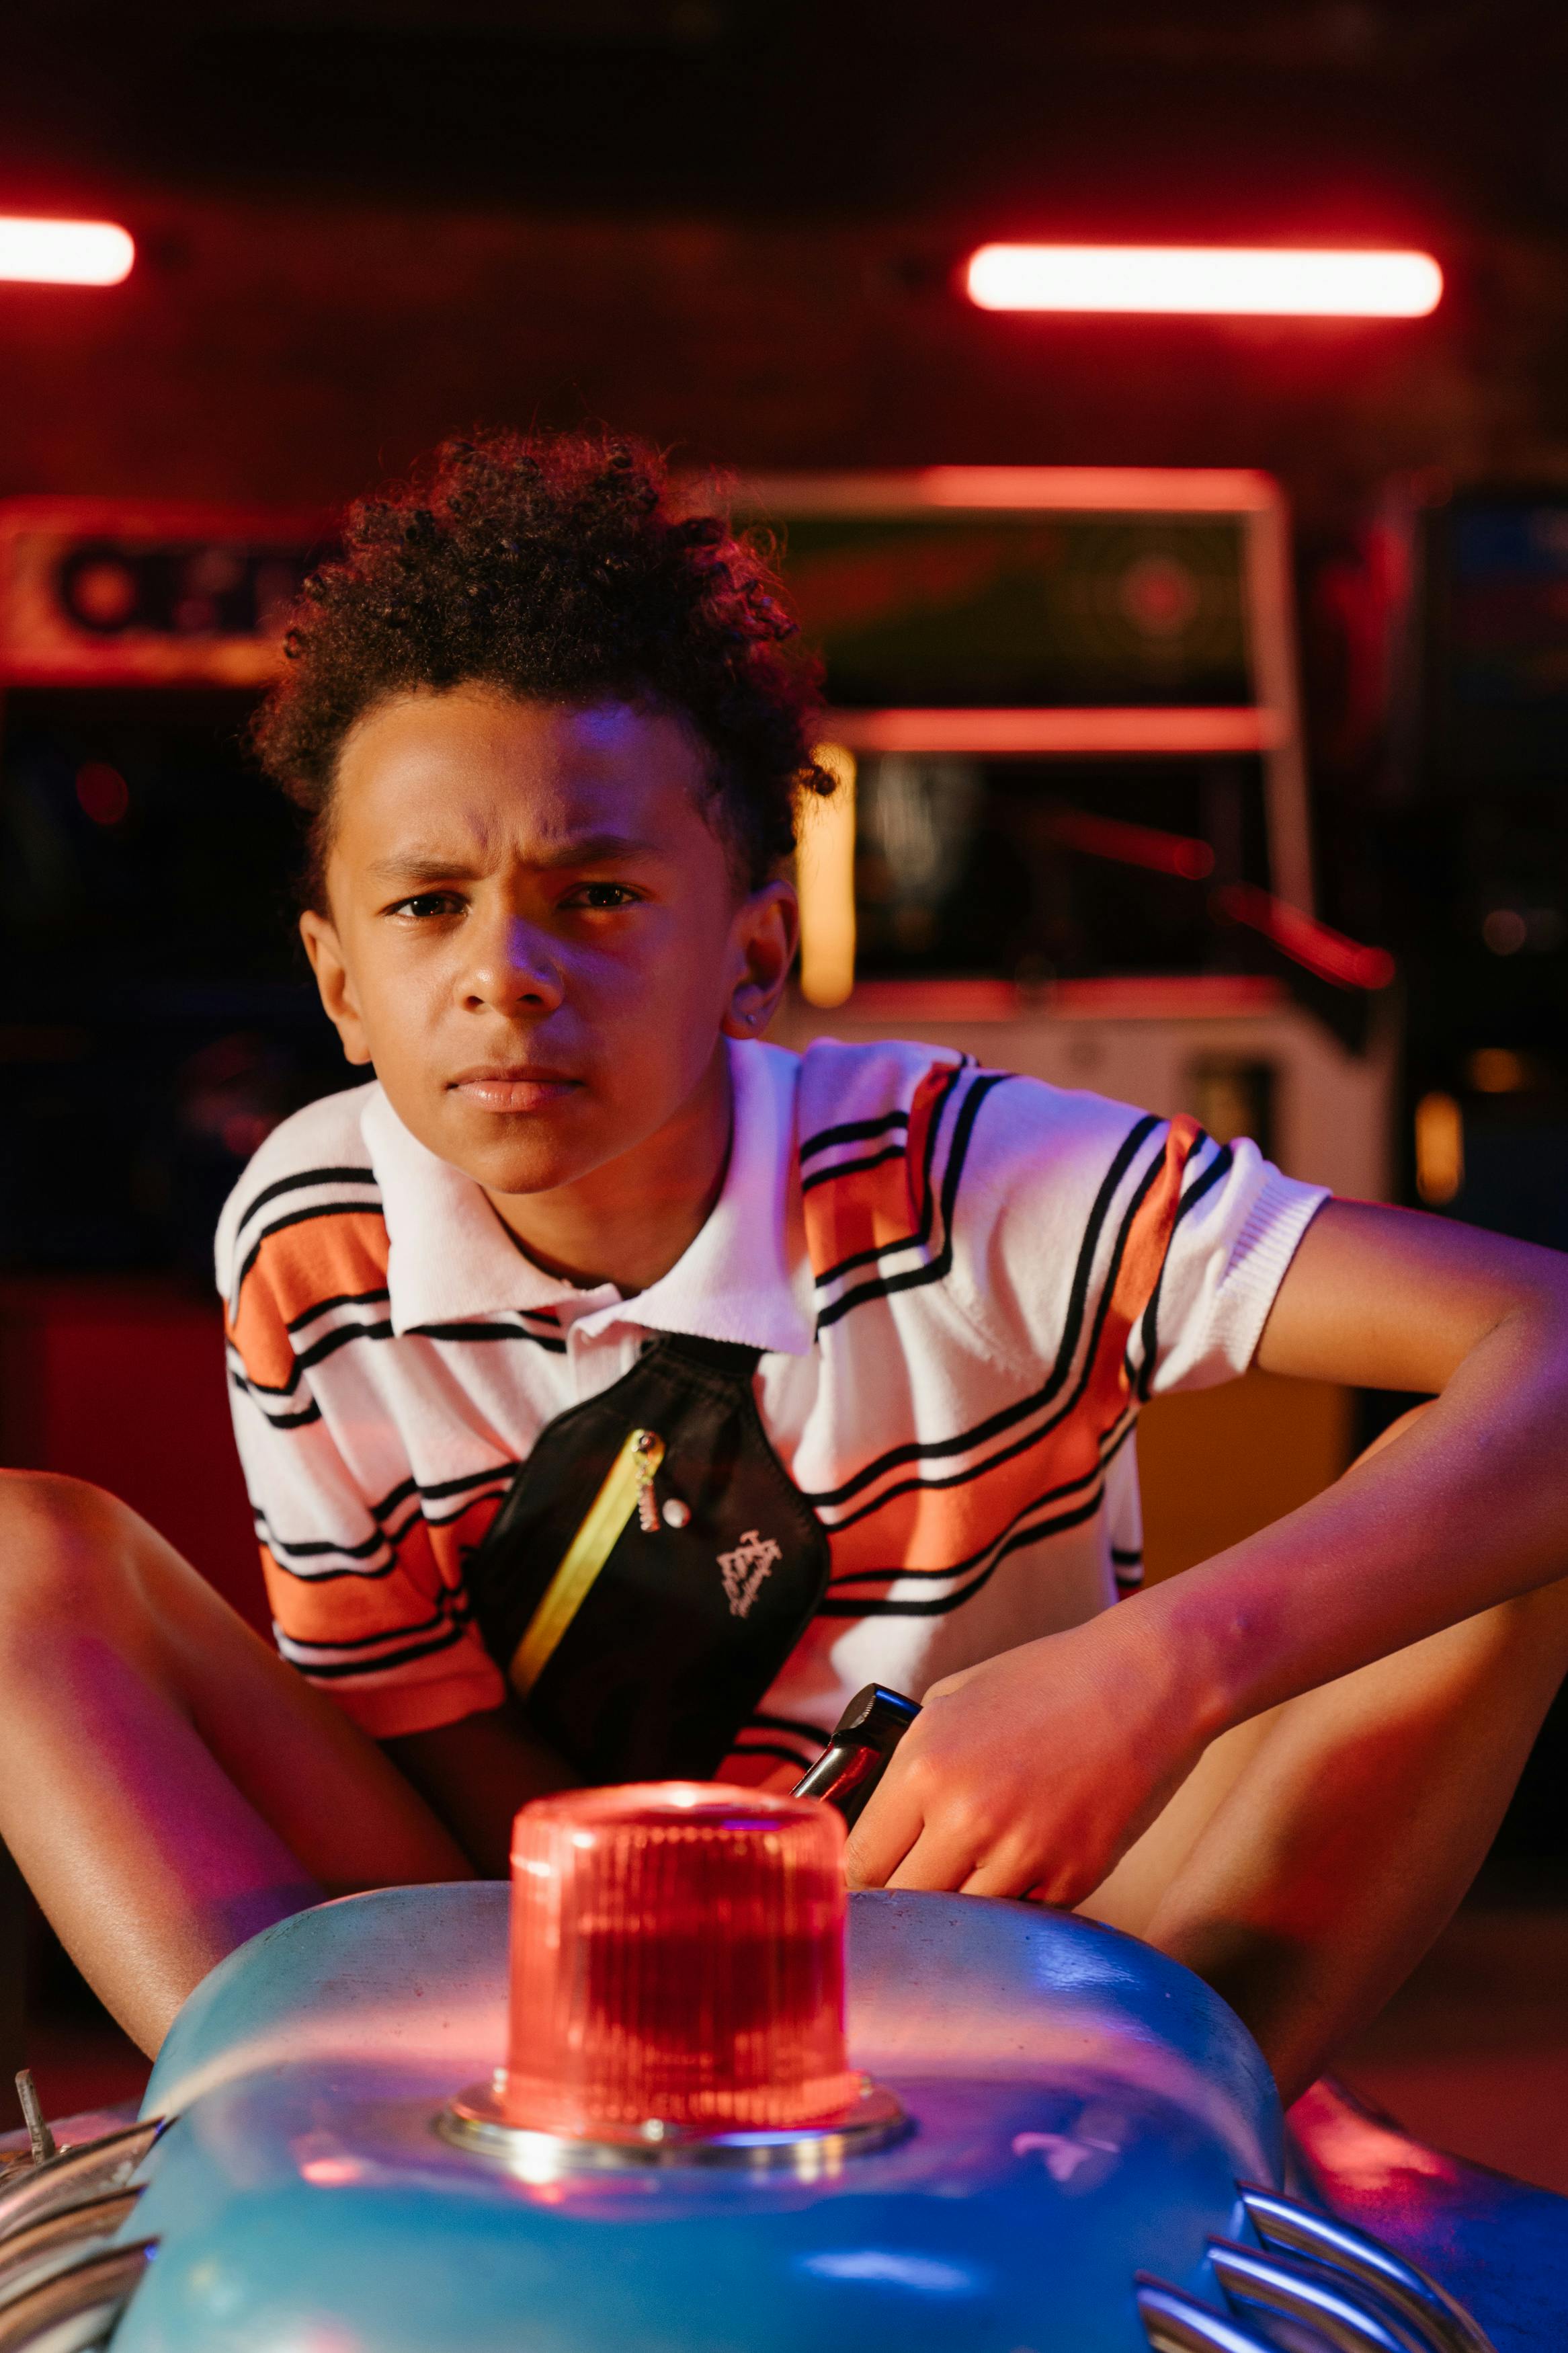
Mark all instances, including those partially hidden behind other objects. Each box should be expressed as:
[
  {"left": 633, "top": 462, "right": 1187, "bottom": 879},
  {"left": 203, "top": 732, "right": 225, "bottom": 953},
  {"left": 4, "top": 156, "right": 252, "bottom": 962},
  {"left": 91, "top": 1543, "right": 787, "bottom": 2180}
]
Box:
[
  {"left": 234, "top": 1311, "right": 566, "bottom": 1402},
  {"left": 406, "top": 1320, "right": 567, "bottom": 1353},
  {"left": 804, "top": 1107, "right": 1158, "bottom": 1507},
  {"left": 425, "top": 1484, "right": 514, "bottom": 1529},
  {"left": 825, "top": 1413, "right": 1136, "bottom": 1589},
  {"left": 237, "top": 1318, "right": 395, "bottom": 1396},
  {"left": 263, "top": 1527, "right": 407, "bottom": 1583},
  {"left": 231, "top": 1164, "right": 379, "bottom": 1246},
  {"left": 280, "top": 1595, "right": 474, "bottom": 1659},
  {"left": 259, "top": 1517, "right": 393, "bottom": 1564},
  {"left": 799, "top": 1144, "right": 908, "bottom": 1197},
  {"left": 411, "top": 1460, "right": 522, "bottom": 1507},
  {"left": 286, "top": 1285, "right": 391, "bottom": 1333},
  {"left": 819, "top": 1488, "right": 1108, "bottom": 1620},
  {"left": 822, "top": 1386, "right": 1136, "bottom": 1540},
  {"left": 798, "top": 1108, "right": 910, "bottom": 1164},
  {"left": 232, "top": 1375, "right": 321, "bottom": 1431},
  {"left": 359, "top": 1460, "right": 521, "bottom": 1527},
  {"left": 292, "top": 1620, "right": 468, "bottom": 1679},
  {"left": 1110, "top": 1545, "right": 1143, "bottom": 1567}
]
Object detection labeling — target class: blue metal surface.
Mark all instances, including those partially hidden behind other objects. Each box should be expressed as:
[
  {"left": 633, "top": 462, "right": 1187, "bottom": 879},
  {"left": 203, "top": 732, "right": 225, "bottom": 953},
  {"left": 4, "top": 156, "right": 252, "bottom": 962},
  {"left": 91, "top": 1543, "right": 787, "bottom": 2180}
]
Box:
[
  {"left": 1288, "top": 2079, "right": 1568, "bottom": 2353},
  {"left": 114, "top": 1886, "right": 1284, "bottom": 2353}
]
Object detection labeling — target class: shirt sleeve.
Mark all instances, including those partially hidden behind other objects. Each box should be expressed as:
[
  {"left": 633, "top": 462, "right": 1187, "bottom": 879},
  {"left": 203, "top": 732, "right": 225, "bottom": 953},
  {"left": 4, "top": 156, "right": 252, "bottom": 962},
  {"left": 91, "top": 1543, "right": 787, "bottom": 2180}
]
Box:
[
  {"left": 1137, "top": 1130, "right": 1329, "bottom": 1396},
  {"left": 950, "top": 1075, "right": 1329, "bottom": 1403},
  {"left": 218, "top": 1191, "right": 507, "bottom": 1741}
]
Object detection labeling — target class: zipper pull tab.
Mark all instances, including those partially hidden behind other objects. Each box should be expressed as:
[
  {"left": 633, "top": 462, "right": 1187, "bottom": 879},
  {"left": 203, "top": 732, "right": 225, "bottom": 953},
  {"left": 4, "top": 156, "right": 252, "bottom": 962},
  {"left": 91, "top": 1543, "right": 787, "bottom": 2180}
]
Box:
[{"left": 633, "top": 1429, "right": 664, "bottom": 1533}]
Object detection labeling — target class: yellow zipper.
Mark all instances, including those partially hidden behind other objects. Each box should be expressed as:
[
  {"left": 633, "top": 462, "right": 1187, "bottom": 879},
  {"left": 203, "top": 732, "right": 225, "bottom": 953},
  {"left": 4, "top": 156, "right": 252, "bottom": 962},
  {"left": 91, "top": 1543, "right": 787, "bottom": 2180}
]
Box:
[{"left": 507, "top": 1428, "right": 665, "bottom": 1700}]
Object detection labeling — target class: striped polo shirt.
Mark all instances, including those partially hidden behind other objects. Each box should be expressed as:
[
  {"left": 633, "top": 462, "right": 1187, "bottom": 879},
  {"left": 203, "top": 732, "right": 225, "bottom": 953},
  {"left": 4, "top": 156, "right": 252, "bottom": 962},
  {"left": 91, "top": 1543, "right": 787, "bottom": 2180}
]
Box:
[{"left": 216, "top": 1035, "right": 1326, "bottom": 1783}]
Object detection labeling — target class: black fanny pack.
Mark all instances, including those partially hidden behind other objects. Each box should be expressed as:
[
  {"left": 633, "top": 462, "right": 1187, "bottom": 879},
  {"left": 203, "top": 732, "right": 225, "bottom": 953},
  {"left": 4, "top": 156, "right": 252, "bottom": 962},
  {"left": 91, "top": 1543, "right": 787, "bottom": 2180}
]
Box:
[{"left": 464, "top": 1333, "right": 830, "bottom": 1784}]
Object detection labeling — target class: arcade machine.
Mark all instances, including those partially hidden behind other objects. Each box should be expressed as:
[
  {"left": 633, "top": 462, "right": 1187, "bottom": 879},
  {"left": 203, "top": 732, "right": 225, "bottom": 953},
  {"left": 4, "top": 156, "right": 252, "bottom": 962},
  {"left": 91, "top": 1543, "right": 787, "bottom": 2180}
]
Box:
[
  {"left": 2, "top": 1705, "right": 1561, "bottom": 2353},
  {"left": 0, "top": 499, "right": 333, "bottom": 1612},
  {"left": 0, "top": 500, "right": 331, "bottom": 2090},
  {"left": 1365, "top": 480, "right": 1568, "bottom": 1880},
  {"left": 760, "top": 467, "right": 1397, "bottom": 1566}
]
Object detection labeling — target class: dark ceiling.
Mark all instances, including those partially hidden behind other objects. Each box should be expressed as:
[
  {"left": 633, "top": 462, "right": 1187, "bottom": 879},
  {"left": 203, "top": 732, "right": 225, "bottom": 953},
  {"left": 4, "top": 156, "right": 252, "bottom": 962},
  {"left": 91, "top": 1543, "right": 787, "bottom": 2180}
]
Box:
[{"left": 0, "top": 0, "right": 1563, "bottom": 240}]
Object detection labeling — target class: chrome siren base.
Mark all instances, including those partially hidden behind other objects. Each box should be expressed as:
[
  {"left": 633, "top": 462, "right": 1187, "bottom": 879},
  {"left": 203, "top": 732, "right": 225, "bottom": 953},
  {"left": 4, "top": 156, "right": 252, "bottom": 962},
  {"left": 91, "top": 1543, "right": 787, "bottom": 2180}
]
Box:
[{"left": 437, "top": 2073, "right": 909, "bottom": 2174}]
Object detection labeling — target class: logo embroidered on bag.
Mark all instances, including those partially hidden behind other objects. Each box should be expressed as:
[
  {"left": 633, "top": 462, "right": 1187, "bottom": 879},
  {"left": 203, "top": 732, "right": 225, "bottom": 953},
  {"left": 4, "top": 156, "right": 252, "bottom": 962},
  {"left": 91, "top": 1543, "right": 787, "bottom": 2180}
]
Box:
[{"left": 717, "top": 1529, "right": 782, "bottom": 1619}]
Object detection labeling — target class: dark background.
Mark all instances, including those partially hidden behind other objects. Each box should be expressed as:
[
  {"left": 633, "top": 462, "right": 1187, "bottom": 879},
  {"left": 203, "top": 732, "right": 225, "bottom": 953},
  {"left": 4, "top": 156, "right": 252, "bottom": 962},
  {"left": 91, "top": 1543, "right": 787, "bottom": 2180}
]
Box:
[{"left": 0, "top": 1, "right": 1563, "bottom": 516}]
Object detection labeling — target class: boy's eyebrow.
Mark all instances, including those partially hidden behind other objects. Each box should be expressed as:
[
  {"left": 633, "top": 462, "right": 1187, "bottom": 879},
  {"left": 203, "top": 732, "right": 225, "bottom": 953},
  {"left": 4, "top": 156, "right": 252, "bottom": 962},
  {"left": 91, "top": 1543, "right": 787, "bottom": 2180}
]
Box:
[{"left": 365, "top": 832, "right": 664, "bottom": 882}]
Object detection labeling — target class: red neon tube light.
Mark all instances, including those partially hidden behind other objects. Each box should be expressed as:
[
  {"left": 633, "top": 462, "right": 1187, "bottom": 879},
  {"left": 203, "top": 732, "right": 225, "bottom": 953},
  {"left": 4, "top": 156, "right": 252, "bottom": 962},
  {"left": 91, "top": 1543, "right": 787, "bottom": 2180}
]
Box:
[
  {"left": 0, "top": 218, "right": 135, "bottom": 286},
  {"left": 966, "top": 244, "right": 1442, "bottom": 319},
  {"left": 1216, "top": 883, "right": 1396, "bottom": 992}
]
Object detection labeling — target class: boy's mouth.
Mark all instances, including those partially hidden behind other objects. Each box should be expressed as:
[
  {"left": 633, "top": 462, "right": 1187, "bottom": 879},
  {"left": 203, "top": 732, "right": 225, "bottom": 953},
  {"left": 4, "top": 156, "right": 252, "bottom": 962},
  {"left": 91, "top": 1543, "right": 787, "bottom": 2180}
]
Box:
[{"left": 449, "top": 1066, "right": 582, "bottom": 1114}]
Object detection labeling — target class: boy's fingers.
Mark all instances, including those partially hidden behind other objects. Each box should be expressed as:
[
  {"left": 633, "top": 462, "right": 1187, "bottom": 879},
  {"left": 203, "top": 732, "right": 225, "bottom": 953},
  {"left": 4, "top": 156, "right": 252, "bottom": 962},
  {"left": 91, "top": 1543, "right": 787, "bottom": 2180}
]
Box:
[
  {"left": 841, "top": 1775, "right": 924, "bottom": 1888},
  {"left": 884, "top": 1825, "right": 974, "bottom": 1891}
]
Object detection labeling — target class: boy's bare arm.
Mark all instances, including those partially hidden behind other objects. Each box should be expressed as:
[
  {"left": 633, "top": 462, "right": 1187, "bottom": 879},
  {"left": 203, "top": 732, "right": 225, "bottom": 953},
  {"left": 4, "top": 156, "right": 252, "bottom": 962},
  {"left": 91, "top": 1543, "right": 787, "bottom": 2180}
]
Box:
[{"left": 847, "top": 1198, "right": 1568, "bottom": 1904}]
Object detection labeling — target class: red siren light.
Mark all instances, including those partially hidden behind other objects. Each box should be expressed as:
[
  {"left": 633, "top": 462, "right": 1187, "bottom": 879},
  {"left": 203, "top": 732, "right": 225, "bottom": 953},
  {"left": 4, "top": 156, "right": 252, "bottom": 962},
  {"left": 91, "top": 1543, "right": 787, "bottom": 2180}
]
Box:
[
  {"left": 503, "top": 1784, "right": 860, "bottom": 2137},
  {"left": 0, "top": 218, "right": 136, "bottom": 287},
  {"left": 965, "top": 244, "right": 1442, "bottom": 319}
]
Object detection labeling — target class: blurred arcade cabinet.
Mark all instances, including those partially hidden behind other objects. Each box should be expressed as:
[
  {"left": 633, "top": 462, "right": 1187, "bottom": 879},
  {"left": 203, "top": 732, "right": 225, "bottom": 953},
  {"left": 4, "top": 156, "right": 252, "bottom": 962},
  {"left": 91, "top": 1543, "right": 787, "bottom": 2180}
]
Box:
[
  {"left": 1379, "top": 485, "right": 1568, "bottom": 1247},
  {"left": 1367, "top": 481, "right": 1568, "bottom": 1878},
  {"left": 0, "top": 500, "right": 337, "bottom": 1627},
  {"left": 761, "top": 468, "right": 1400, "bottom": 1572}
]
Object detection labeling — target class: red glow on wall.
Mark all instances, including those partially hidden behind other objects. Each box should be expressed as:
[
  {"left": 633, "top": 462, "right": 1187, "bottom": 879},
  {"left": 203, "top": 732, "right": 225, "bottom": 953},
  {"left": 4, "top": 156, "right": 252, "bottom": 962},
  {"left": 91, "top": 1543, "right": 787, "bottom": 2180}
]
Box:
[
  {"left": 0, "top": 218, "right": 135, "bottom": 286},
  {"left": 965, "top": 245, "right": 1442, "bottom": 319}
]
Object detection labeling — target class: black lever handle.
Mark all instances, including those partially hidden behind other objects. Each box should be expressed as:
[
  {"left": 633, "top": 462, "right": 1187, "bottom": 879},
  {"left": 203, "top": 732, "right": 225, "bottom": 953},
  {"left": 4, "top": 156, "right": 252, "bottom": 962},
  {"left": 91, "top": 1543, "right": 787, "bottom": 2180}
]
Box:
[{"left": 792, "top": 1684, "right": 921, "bottom": 1827}]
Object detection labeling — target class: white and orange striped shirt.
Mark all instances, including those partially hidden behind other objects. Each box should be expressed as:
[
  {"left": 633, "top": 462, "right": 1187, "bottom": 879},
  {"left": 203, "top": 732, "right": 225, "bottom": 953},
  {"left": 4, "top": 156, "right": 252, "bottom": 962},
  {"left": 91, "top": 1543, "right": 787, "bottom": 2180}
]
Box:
[{"left": 216, "top": 1036, "right": 1326, "bottom": 1781}]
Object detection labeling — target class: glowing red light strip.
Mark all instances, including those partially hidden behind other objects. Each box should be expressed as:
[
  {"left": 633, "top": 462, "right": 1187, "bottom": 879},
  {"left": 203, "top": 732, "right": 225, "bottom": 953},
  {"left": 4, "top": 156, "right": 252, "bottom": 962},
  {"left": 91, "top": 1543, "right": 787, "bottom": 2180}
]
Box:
[
  {"left": 826, "top": 708, "right": 1281, "bottom": 756},
  {"left": 966, "top": 245, "right": 1442, "bottom": 319},
  {"left": 1046, "top": 805, "right": 1215, "bottom": 881},
  {"left": 1217, "top": 883, "right": 1396, "bottom": 991},
  {"left": 0, "top": 218, "right": 135, "bottom": 286}
]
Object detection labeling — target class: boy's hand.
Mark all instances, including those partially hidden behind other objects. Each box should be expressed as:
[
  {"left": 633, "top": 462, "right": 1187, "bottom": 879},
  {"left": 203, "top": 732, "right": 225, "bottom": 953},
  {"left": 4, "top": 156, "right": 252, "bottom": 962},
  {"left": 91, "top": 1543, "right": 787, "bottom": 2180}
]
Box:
[{"left": 843, "top": 1606, "right": 1211, "bottom": 1904}]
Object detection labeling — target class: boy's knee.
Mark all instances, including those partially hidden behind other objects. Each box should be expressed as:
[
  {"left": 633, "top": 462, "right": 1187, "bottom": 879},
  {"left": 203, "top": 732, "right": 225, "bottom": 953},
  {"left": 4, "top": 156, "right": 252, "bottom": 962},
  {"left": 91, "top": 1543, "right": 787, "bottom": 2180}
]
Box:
[{"left": 0, "top": 1470, "right": 146, "bottom": 1631}]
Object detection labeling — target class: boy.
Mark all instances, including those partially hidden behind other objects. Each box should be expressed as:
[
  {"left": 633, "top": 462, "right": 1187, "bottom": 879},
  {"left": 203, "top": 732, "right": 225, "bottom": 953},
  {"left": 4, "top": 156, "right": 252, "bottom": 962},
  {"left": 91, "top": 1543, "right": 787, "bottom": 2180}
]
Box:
[{"left": 2, "top": 430, "right": 1567, "bottom": 2104}]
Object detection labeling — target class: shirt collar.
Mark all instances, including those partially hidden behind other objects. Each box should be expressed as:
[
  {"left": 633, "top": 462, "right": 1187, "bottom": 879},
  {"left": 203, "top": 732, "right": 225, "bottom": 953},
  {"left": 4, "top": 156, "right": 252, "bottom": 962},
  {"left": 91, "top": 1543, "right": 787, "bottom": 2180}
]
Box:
[{"left": 362, "top": 1037, "right": 815, "bottom": 1357}]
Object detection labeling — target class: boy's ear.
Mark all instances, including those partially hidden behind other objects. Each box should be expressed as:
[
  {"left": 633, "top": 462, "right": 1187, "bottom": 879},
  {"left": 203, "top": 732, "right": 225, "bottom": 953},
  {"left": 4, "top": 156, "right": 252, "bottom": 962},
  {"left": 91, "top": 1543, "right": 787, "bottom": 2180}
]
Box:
[
  {"left": 298, "top": 909, "right": 374, "bottom": 1066},
  {"left": 721, "top": 877, "right": 800, "bottom": 1039}
]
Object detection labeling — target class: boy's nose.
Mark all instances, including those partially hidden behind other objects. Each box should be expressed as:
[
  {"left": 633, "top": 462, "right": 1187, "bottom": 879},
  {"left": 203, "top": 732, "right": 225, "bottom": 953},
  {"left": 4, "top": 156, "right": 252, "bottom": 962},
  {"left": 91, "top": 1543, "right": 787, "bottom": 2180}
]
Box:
[{"left": 464, "top": 916, "right": 566, "bottom": 1015}]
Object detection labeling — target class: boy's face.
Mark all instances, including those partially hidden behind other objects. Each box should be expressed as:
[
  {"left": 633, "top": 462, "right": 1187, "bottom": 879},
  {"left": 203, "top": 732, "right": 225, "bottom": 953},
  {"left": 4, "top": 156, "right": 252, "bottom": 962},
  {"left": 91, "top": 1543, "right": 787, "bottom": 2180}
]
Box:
[{"left": 299, "top": 687, "right": 797, "bottom": 1201}]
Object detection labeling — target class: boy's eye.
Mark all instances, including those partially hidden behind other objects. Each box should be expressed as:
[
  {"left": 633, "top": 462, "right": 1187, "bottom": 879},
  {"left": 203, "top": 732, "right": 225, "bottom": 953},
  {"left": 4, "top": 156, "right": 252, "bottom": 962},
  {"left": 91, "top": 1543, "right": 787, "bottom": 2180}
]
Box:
[
  {"left": 565, "top": 883, "right": 642, "bottom": 911},
  {"left": 388, "top": 891, "right": 464, "bottom": 920}
]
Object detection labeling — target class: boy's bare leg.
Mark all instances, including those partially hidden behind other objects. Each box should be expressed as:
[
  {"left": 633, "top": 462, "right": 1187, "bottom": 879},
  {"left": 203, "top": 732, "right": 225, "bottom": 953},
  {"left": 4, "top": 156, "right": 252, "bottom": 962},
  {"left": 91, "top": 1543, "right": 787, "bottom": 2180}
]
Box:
[
  {"left": 0, "top": 1472, "right": 472, "bottom": 2057},
  {"left": 1083, "top": 1567, "right": 1568, "bottom": 2102}
]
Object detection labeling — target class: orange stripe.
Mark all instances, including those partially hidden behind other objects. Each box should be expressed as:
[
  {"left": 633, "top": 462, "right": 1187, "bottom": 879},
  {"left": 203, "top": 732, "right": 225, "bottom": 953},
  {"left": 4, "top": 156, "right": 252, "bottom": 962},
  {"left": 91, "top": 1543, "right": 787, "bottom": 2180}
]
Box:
[
  {"left": 822, "top": 1116, "right": 1202, "bottom": 1584},
  {"left": 260, "top": 1486, "right": 507, "bottom": 1649},
  {"left": 800, "top": 1061, "right": 952, "bottom": 1280},
  {"left": 228, "top": 1209, "right": 390, "bottom": 1387}
]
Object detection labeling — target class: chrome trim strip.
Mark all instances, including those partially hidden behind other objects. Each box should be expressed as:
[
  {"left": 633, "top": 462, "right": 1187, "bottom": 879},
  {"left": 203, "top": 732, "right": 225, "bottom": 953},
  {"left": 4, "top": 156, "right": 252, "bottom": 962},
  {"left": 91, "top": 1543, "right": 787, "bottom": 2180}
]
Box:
[
  {"left": 0, "top": 2194, "right": 145, "bottom": 2311},
  {"left": 437, "top": 2077, "right": 909, "bottom": 2176},
  {"left": 1241, "top": 2187, "right": 1496, "bottom": 2353},
  {"left": 0, "top": 2239, "right": 155, "bottom": 2353},
  {"left": 1210, "top": 2238, "right": 1411, "bottom": 2351},
  {"left": 1136, "top": 2278, "right": 1282, "bottom": 2353},
  {"left": 0, "top": 2128, "right": 163, "bottom": 2246}
]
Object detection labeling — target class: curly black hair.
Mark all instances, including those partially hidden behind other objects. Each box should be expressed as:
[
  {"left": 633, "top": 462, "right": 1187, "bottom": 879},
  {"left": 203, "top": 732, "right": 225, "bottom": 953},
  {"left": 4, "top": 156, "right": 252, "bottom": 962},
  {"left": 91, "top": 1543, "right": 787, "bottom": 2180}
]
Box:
[{"left": 253, "top": 430, "right": 833, "bottom": 906}]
